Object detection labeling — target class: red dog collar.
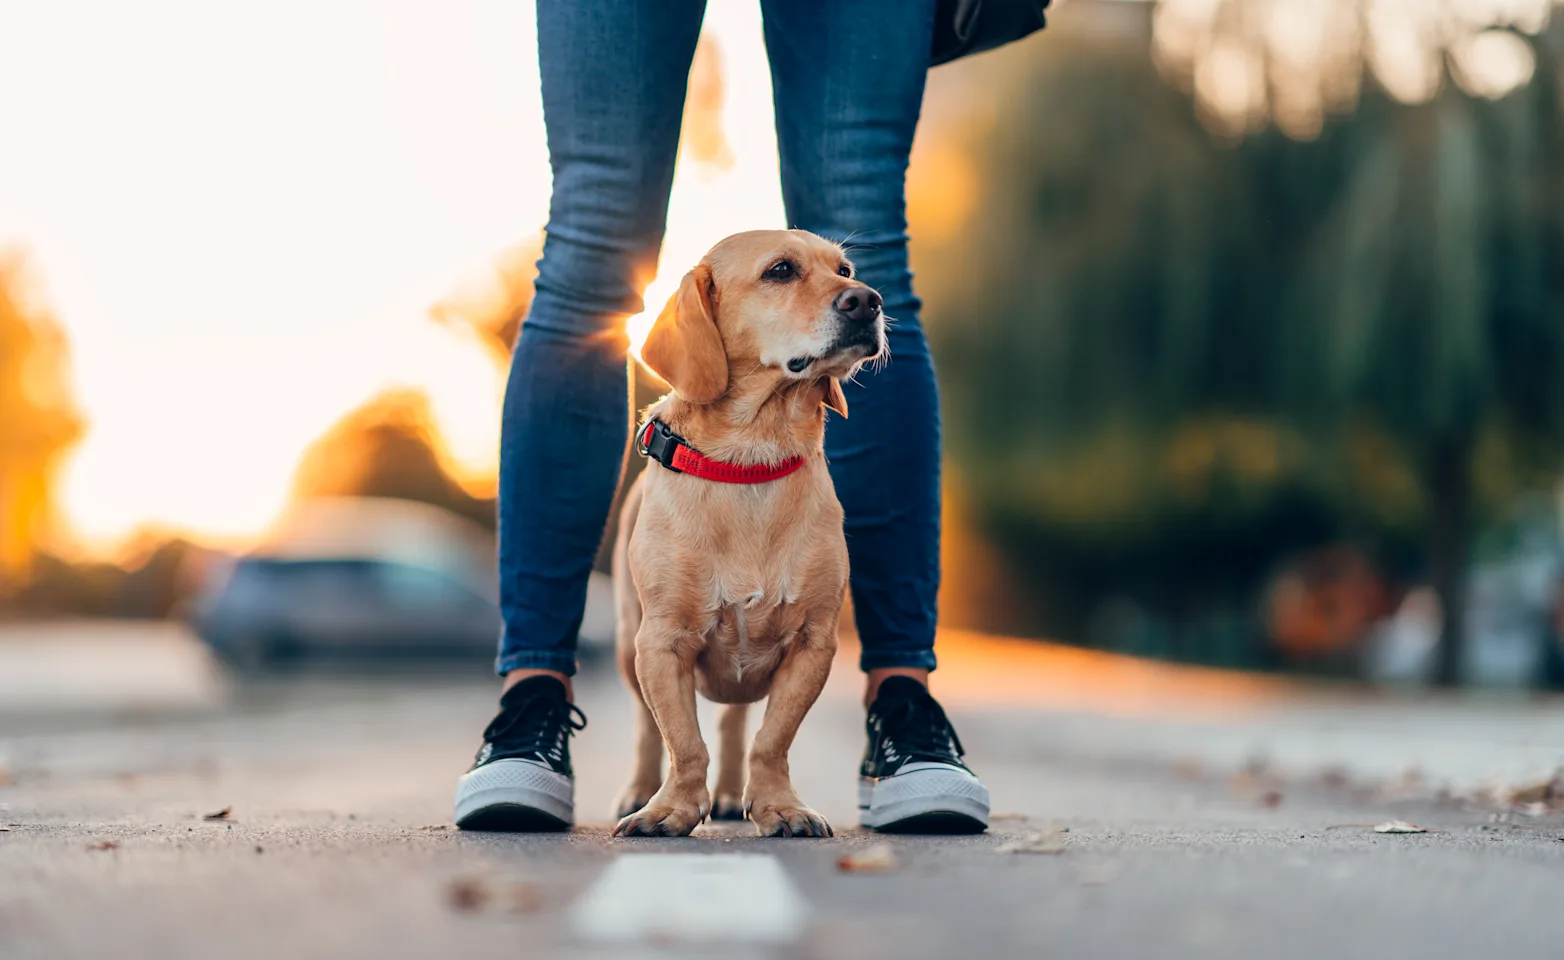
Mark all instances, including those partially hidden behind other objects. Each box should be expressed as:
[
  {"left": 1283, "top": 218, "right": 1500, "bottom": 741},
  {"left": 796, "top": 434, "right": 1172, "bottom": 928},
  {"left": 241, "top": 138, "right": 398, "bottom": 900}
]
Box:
[{"left": 636, "top": 419, "right": 807, "bottom": 484}]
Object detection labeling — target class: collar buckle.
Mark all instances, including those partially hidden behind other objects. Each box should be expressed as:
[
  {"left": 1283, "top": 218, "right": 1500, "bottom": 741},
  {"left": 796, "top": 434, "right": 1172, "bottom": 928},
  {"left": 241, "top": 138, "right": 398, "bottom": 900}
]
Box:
[{"left": 636, "top": 420, "right": 684, "bottom": 474}]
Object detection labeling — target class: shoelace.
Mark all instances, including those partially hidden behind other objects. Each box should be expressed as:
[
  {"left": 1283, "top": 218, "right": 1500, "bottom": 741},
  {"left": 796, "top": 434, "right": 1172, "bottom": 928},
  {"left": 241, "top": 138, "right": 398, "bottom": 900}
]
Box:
[
  {"left": 874, "top": 693, "right": 965, "bottom": 762},
  {"left": 484, "top": 695, "right": 588, "bottom": 763}
]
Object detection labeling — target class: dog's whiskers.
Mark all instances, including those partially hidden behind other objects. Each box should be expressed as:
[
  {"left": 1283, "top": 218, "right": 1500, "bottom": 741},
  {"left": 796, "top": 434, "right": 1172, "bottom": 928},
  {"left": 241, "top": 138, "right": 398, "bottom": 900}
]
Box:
[{"left": 870, "top": 347, "right": 890, "bottom": 376}]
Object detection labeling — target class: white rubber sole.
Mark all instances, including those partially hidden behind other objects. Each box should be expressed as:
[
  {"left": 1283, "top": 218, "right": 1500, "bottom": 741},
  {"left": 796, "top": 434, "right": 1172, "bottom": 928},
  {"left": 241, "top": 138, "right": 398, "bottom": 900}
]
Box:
[
  {"left": 859, "top": 762, "right": 991, "bottom": 833},
  {"left": 454, "top": 758, "right": 574, "bottom": 831}
]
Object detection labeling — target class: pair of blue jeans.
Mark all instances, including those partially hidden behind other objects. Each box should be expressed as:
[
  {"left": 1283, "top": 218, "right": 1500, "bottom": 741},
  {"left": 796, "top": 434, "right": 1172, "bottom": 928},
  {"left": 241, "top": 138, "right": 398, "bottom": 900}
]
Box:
[{"left": 497, "top": 0, "right": 942, "bottom": 677}]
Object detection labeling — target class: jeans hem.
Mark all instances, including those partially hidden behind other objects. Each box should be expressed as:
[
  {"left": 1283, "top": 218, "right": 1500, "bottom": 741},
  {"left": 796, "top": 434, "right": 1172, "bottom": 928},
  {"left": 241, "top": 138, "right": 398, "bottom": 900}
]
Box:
[
  {"left": 858, "top": 647, "right": 937, "bottom": 672},
  {"left": 495, "top": 650, "right": 578, "bottom": 678}
]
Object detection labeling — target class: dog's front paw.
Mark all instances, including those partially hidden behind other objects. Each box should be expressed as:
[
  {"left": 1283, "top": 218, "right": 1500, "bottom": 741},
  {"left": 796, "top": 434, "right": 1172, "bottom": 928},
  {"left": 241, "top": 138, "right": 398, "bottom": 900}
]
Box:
[
  {"left": 747, "top": 798, "right": 832, "bottom": 838},
  {"left": 613, "top": 788, "right": 709, "bottom": 837}
]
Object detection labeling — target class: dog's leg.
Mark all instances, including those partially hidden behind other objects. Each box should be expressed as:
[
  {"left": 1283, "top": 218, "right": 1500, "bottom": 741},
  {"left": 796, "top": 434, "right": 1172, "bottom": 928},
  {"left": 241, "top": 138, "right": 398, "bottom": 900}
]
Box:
[
  {"left": 612, "top": 640, "right": 665, "bottom": 819},
  {"left": 744, "top": 624, "right": 836, "bottom": 837},
  {"left": 710, "top": 702, "right": 748, "bottom": 820},
  {"left": 610, "top": 478, "right": 663, "bottom": 819},
  {"left": 614, "top": 628, "right": 710, "bottom": 837}
]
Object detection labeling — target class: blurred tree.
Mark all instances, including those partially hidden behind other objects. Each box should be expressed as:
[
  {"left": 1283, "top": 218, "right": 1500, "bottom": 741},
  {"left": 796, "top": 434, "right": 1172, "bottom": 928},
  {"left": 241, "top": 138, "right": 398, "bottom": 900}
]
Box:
[
  {"left": 291, "top": 389, "right": 495, "bottom": 530},
  {"left": 1153, "top": 0, "right": 1559, "bottom": 138},
  {"left": 914, "top": 6, "right": 1564, "bottom": 678},
  {"left": 1288, "top": 53, "right": 1564, "bottom": 683},
  {"left": 0, "top": 249, "right": 83, "bottom": 603},
  {"left": 9, "top": 553, "right": 124, "bottom": 618},
  {"left": 9, "top": 534, "right": 209, "bottom": 621}
]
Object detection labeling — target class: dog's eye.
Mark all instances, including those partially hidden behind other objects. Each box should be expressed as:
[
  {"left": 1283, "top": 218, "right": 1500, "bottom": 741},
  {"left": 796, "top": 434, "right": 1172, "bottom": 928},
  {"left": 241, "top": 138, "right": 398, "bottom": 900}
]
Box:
[
  {"left": 764, "top": 260, "right": 796, "bottom": 281},
  {"left": 837, "top": 263, "right": 853, "bottom": 278}
]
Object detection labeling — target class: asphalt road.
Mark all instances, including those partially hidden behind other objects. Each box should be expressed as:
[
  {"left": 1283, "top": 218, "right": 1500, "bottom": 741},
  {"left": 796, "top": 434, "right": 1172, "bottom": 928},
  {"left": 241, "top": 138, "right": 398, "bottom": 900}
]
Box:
[{"left": 3, "top": 632, "right": 1564, "bottom": 959}]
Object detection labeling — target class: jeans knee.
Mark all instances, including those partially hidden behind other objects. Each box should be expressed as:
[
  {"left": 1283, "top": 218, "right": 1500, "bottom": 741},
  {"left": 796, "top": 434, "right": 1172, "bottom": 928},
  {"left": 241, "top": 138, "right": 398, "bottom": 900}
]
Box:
[
  {"left": 528, "top": 154, "right": 677, "bottom": 335},
  {"left": 779, "top": 124, "right": 912, "bottom": 234},
  {"left": 528, "top": 232, "right": 660, "bottom": 340}
]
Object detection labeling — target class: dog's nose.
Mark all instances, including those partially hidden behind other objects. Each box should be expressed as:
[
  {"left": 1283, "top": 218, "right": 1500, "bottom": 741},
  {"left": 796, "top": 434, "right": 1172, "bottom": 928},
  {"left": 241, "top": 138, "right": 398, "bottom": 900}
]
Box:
[{"left": 834, "top": 285, "right": 882, "bottom": 324}]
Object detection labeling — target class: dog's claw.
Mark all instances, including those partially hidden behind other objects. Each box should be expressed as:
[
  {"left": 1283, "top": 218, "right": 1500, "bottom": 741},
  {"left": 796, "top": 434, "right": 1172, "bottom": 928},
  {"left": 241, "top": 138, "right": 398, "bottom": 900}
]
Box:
[
  {"left": 614, "top": 800, "right": 706, "bottom": 838},
  {"left": 612, "top": 782, "right": 662, "bottom": 822},
  {"left": 750, "top": 803, "right": 831, "bottom": 839},
  {"left": 613, "top": 794, "right": 655, "bottom": 821}
]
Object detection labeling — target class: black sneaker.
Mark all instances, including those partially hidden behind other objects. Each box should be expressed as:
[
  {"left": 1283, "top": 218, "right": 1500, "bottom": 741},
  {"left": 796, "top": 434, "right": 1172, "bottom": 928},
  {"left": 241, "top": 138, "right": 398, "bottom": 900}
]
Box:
[
  {"left": 454, "top": 676, "right": 586, "bottom": 831},
  {"left": 858, "top": 676, "right": 990, "bottom": 833}
]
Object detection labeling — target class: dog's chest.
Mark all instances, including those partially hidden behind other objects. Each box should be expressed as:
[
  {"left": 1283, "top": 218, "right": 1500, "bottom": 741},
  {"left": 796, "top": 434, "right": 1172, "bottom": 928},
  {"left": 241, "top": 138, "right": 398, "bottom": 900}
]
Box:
[
  {"left": 690, "top": 543, "right": 824, "bottom": 701},
  {"left": 632, "top": 465, "right": 846, "bottom": 699},
  {"left": 694, "top": 592, "right": 804, "bottom": 702},
  {"left": 705, "top": 568, "right": 803, "bottom": 649}
]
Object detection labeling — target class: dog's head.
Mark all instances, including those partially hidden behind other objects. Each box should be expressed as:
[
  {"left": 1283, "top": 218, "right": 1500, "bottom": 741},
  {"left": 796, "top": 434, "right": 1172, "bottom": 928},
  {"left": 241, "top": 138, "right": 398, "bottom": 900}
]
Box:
[{"left": 641, "top": 230, "right": 885, "bottom": 416}]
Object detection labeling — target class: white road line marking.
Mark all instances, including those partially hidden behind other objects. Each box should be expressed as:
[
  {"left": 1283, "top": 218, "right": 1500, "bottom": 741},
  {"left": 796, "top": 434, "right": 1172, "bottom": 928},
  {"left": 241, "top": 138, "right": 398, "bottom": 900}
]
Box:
[{"left": 569, "top": 853, "right": 808, "bottom": 945}]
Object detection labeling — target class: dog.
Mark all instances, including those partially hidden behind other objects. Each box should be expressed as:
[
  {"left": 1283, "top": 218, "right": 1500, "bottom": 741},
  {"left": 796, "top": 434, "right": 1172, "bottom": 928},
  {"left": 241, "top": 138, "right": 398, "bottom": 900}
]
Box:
[{"left": 610, "top": 229, "right": 885, "bottom": 838}]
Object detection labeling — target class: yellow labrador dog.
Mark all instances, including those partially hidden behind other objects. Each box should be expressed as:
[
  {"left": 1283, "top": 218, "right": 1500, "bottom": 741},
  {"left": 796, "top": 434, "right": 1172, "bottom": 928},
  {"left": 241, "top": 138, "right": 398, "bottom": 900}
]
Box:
[{"left": 611, "top": 229, "right": 885, "bottom": 838}]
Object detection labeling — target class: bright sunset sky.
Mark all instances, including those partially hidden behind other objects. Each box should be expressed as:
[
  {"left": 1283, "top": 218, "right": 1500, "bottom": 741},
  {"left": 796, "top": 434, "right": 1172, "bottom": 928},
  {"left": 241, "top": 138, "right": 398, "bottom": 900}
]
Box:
[{"left": 0, "top": 0, "right": 787, "bottom": 552}]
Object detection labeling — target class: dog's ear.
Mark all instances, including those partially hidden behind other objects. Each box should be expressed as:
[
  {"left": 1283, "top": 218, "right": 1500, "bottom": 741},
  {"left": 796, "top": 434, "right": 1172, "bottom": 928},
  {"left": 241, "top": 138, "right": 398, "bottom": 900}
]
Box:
[
  {"left": 641, "top": 264, "right": 728, "bottom": 404},
  {"left": 821, "top": 378, "right": 849, "bottom": 418}
]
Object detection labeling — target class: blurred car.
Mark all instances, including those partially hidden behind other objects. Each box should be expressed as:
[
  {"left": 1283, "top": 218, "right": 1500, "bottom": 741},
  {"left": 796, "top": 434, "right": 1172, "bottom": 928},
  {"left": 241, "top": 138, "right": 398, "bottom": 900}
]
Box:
[{"left": 188, "top": 497, "right": 614, "bottom": 668}]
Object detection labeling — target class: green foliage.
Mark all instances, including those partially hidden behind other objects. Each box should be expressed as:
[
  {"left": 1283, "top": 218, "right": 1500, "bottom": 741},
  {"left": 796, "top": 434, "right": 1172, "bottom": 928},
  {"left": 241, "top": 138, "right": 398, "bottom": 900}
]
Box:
[{"left": 916, "top": 17, "right": 1564, "bottom": 643}]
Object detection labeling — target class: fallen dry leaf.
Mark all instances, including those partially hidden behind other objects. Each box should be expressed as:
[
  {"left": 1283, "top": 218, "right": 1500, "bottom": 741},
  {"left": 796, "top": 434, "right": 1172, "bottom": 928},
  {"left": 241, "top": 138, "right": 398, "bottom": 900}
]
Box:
[
  {"left": 88, "top": 840, "right": 120, "bottom": 851},
  {"left": 1260, "top": 790, "right": 1284, "bottom": 809},
  {"left": 836, "top": 843, "right": 900, "bottom": 873},
  {"left": 446, "top": 876, "right": 543, "bottom": 914},
  {"left": 1508, "top": 772, "right": 1564, "bottom": 809},
  {"left": 202, "top": 806, "right": 233, "bottom": 821},
  {"left": 997, "top": 827, "right": 1066, "bottom": 855},
  {"left": 448, "top": 877, "right": 491, "bottom": 912},
  {"left": 1373, "top": 820, "right": 1427, "bottom": 834}
]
